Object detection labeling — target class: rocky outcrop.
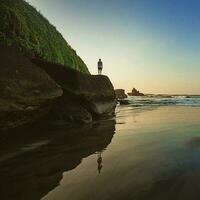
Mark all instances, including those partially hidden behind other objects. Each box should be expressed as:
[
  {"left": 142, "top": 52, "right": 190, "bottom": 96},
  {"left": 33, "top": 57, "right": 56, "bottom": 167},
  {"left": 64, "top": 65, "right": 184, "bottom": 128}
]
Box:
[
  {"left": 0, "top": 46, "right": 63, "bottom": 130},
  {"left": 128, "top": 88, "right": 144, "bottom": 96},
  {"left": 115, "top": 89, "right": 127, "bottom": 99},
  {"left": 0, "top": 46, "right": 116, "bottom": 130},
  {"left": 0, "top": 0, "right": 117, "bottom": 131},
  {"left": 33, "top": 59, "right": 116, "bottom": 124}
]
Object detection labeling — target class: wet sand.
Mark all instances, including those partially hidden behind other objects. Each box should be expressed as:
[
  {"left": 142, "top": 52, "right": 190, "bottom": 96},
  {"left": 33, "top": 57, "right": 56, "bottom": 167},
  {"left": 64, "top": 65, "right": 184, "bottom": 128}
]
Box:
[
  {"left": 1, "top": 106, "right": 200, "bottom": 200},
  {"left": 0, "top": 120, "right": 115, "bottom": 200}
]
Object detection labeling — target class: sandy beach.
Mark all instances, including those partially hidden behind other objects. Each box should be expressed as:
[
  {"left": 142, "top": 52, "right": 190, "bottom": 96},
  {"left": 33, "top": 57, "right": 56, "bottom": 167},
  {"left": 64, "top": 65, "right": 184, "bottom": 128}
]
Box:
[
  {"left": 41, "top": 106, "right": 200, "bottom": 200},
  {"left": 2, "top": 106, "right": 200, "bottom": 200}
]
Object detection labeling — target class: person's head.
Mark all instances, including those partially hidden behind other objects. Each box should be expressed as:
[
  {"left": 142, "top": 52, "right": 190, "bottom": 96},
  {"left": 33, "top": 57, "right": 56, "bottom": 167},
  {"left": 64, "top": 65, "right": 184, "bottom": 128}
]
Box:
[{"left": 99, "top": 59, "right": 101, "bottom": 62}]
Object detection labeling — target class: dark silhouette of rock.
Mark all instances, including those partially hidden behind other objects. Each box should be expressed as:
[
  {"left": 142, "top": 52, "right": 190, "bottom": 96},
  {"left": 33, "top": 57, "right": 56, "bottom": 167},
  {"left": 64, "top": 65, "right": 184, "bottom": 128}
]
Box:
[
  {"left": 0, "top": 119, "right": 115, "bottom": 200},
  {"left": 0, "top": 46, "right": 63, "bottom": 130},
  {"left": 0, "top": 46, "right": 116, "bottom": 130},
  {"left": 115, "top": 89, "right": 127, "bottom": 99},
  {"left": 0, "top": 0, "right": 116, "bottom": 130},
  {"left": 33, "top": 59, "right": 116, "bottom": 124},
  {"left": 128, "top": 88, "right": 144, "bottom": 96}
]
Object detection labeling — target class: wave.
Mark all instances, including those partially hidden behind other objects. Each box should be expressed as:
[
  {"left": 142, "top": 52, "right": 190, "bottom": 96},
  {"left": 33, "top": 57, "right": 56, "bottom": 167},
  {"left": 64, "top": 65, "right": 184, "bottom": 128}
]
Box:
[{"left": 127, "top": 96, "right": 200, "bottom": 107}]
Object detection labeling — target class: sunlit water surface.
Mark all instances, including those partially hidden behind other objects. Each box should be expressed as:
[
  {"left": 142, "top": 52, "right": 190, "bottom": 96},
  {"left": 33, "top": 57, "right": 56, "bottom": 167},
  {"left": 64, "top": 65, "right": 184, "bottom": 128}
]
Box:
[{"left": 40, "top": 106, "right": 200, "bottom": 200}]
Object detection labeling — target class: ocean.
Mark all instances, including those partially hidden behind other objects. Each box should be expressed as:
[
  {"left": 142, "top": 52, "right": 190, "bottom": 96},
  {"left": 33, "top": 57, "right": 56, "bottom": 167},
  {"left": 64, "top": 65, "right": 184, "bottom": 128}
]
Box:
[{"left": 126, "top": 95, "right": 200, "bottom": 107}]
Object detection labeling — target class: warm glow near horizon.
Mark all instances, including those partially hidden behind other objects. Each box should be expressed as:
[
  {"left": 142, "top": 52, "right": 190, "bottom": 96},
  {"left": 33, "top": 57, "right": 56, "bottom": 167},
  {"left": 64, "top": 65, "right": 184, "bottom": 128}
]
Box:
[{"left": 28, "top": 0, "right": 200, "bottom": 94}]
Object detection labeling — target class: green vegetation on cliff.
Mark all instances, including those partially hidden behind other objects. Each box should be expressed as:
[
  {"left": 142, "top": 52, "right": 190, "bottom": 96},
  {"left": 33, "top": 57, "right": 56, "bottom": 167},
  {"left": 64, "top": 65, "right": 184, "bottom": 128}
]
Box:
[{"left": 0, "top": 0, "right": 89, "bottom": 73}]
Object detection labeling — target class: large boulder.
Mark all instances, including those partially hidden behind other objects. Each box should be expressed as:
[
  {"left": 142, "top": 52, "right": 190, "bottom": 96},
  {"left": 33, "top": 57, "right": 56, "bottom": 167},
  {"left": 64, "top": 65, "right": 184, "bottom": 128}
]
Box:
[
  {"left": 115, "top": 89, "right": 127, "bottom": 99},
  {"left": 0, "top": 46, "right": 63, "bottom": 130},
  {"left": 33, "top": 59, "right": 116, "bottom": 124}
]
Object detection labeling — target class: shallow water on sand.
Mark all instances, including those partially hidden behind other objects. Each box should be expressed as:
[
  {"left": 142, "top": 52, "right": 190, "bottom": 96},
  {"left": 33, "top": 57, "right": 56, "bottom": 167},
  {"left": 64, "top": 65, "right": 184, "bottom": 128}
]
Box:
[{"left": 2, "top": 106, "right": 200, "bottom": 200}]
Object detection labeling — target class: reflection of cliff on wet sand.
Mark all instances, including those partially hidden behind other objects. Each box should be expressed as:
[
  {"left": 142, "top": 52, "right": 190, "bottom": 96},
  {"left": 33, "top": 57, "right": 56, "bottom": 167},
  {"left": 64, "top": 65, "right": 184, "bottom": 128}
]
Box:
[{"left": 0, "top": 119, "right": 115, "bottom": 200}]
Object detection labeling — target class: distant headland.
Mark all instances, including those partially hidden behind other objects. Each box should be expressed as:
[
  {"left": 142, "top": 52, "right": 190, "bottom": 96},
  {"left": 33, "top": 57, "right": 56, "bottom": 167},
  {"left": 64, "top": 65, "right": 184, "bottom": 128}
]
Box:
[{"left": 128, "top": 88, "right": 144, "bottom": 96}]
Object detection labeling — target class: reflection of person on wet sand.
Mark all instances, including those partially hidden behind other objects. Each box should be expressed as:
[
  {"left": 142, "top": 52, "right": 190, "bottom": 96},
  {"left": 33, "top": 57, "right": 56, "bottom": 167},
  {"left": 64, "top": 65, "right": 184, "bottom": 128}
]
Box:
[{"left": 97, "top": 152, "right": 103, "bottom": 174}]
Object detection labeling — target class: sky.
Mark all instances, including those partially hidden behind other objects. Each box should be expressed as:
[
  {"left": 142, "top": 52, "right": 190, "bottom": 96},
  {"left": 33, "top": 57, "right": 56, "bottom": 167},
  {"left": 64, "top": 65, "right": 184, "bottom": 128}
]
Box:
[{"left": 28, "top": 0, "right": 200, "bottom": 94}]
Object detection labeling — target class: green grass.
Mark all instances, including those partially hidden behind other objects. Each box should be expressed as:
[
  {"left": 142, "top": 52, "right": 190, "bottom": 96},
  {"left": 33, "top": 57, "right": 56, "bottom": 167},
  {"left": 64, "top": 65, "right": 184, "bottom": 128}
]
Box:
[{"left": 0, "top": 0, "right": 89, "bottom": 73}]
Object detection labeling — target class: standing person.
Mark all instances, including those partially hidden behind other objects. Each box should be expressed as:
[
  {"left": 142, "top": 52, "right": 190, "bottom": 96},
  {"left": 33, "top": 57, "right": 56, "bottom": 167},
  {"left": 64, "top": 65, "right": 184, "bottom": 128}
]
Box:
[{"left": 97, "top": 59, "right": 103, "bottom": 75}]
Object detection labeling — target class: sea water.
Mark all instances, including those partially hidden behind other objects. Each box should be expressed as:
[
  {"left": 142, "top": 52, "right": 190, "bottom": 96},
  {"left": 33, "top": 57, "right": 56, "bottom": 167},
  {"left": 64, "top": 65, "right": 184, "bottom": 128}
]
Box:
[{"left": 127, "top": 95, "right": 200, "bottom": 107}]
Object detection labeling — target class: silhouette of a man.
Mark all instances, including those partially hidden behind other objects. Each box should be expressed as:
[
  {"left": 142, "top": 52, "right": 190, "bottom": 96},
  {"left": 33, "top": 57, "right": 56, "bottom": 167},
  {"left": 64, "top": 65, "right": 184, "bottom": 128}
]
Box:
[{"left": 97, "top": 59, "right": 103, "bottom": 75}]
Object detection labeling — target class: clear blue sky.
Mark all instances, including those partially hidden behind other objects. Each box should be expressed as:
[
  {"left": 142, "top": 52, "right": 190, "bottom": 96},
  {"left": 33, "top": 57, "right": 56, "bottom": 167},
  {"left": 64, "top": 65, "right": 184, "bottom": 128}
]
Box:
[{"left": 28, "top": 0, "right": 200, "bottom": 94}]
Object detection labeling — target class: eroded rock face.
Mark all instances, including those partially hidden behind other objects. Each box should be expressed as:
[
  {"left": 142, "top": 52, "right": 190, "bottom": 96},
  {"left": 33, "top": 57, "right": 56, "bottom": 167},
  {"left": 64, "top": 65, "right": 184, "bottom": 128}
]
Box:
[
  {"left": 0, "top": 46, "right": 63, "bottom": 130},
  {"left": 33, "top": 59, "right": 116, "bottom": 123},
  {"left": 0, "top": 46, "right": 116, "bottom": 130},
  {"left": 115, "top": 89, "right": 127, "bottom": 99}
]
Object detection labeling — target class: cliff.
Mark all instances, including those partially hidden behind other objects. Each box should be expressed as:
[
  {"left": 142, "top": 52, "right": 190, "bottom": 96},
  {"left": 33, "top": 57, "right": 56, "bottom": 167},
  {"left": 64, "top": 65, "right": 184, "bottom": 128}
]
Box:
[
  {"left": 0, "top": 46, "right": 116, "bottom": 130},
  {"left": 0, "top": 0, "right": 116, "bottom": 131},
  {"left": 0, "top": 0, "right": 89, "bottom": 73}
]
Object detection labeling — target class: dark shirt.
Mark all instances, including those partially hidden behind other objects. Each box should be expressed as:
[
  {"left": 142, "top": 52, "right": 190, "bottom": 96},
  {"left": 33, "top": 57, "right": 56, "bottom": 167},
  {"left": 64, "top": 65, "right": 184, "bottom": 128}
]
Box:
[{"left": 98, "top": 61, "right": 103, "bottom": 69}]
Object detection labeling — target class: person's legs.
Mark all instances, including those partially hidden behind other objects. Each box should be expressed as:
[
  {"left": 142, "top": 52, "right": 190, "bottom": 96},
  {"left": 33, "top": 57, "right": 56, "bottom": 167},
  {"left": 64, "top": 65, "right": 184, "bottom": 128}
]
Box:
[{"left": 98, "top": 68, "right": 102, "bottom": 75}]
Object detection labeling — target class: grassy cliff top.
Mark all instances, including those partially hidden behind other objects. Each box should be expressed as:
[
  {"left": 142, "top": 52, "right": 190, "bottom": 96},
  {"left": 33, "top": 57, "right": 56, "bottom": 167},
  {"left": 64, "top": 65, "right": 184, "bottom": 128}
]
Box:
[{"left": 0, "top": 0, "right": 89, "bottom": 73}]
